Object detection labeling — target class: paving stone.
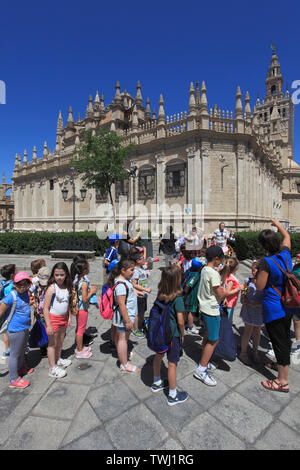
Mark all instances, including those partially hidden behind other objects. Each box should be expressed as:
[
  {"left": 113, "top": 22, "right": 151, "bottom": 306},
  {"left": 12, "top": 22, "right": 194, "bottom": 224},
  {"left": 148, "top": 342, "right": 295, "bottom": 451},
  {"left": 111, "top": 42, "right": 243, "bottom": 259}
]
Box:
[
  {"left": 178, "top": 412, "right": 246, "bottom": 450},
  {"left": 88, "top": 380, "right": 139, "bottom": 422},
  {"left": 254, "top": 421, "right": 300, "bottom": 450},
  {"left": 61, "top": 426, "right": 114, "bottom": 450},
  {"left": 145, "top": 392, "right": 203, "bottom": 432},
  {"left": 93, "top": 355, "right": 124, "bottom": 387},
  {"left": 62, "top": 360, "right": 104, "bottom": 385},
  {"left": 278, "top": 394, "right": 300, "bottom": 433},
  {"left": 177, "top": 371, "right": 229, "bottom": 410},
  {"left": 121, "top": 354, "right": 152, "bottom": 401},
  {"left": 105, "top": 403, "right": 168, "bottom": 450},
  {"left": 32, "top": 382, "right": 90, "bottom": 420},
  {"left": 211, "top": 358, "right": 255, "bottom": 388},
  {"left": 210, "top": 391, "right": 273, "bottom": 444},
  {"left": 235, "top": 371, "right": 294, "bottom": 412},
  {"left": 2, "top": 416, "right": 71, "bottom": 450},
  {"left": 60, "top": 401, "right": 102, "bottom": 447},
  {"left": 156, "top": 438, "right": 184, "bottom": 450}
]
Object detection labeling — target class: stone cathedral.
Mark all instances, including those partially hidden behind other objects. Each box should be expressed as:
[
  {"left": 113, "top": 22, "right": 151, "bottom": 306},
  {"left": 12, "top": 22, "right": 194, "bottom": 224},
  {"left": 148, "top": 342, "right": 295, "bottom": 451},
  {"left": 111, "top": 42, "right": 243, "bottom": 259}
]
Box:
[{"left": 12, "top": 49, "right": 300, "bottom": 235}]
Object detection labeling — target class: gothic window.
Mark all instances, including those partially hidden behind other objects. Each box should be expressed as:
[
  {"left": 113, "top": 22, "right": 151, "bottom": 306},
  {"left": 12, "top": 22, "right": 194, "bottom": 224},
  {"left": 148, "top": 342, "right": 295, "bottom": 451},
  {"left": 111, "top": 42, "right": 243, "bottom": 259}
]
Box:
[
  {"left": 95, "top": 188, "right": 107, "bottom": 203},
  {"left": 271, "top": 85, "right": 276, "bottom": 95},
  {"left": 138, "top": 168, "right": 156, "bottom": 199},
  {"left": 115, "top": 178, "right": 129, "bottom": 201},
  {"left": 296, "top": 182, "right": 300, "bottom": 194},
  {"left": 165, "top": 163, "right": 186, "bottom": 197},
  {"left": 50, "top": 179, "right": 54, "bottom": 190}
]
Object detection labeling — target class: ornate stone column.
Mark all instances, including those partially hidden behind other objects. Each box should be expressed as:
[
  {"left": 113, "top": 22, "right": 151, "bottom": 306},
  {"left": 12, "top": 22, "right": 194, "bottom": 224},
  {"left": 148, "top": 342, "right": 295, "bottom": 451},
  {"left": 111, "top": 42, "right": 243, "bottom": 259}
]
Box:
[{"left": 187, "top": 147, "right": 196, "bottom": 212}]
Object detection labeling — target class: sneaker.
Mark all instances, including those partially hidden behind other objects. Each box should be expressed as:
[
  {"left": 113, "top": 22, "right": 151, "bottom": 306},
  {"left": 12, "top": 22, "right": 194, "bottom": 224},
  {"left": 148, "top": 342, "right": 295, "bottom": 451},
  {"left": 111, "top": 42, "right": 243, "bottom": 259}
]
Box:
[
  {"left": 167, "top": 390, "right": 188, "bottom": 406},
  {"left": 57, "top": 358, "right": 72, "bottom": 368},
  {"left": 266, "top": 342, "right": 276, "bottom": 361},
  {"left": 83, "top": 334, "right": 94, "bottom": 346},
  {"left": 186, "top": 325, "right": 199, "bottom": 335},
  {"left": 291, "top": 344, "right": 300, "bottom": 356},
  {"left": 75, "top": 349, "right": 93, "bottom": 359},
  {"left": 2, "top": 349, "right": 10, "bottom": 358},
  {"left": 9, "top": 377, "right": 30, "bottom": 389},
  {"left": 151, "top": 380, "right": 168, "bottom": 393},
  {"left": 48, "top": 365, "right": 67, "bottom": 378},
  {"left": 131, "top": 329, "right": 145, "bottom": 339},
  {"left": 18, "top": 366, "right": 34, "bottom": 376},
  {"left": 207, "top": 362, "right": 217, "bottom": 371},
  {"left": 193, "top": 368, "right": 217, "bottom": 386}
]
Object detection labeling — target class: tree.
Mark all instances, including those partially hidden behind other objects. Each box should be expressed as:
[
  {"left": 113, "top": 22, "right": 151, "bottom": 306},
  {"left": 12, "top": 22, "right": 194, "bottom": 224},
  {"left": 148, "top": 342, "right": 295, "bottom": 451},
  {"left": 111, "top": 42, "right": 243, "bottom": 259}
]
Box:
[{"left": 70, "top": 127, "right": 135, "bottom": 224}]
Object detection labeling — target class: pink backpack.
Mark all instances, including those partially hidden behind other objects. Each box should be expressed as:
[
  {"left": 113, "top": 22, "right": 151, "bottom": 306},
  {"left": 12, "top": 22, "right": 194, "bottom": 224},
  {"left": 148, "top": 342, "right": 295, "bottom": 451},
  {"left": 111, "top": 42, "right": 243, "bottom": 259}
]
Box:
[{"left": 99, "top": 281, "right": 129, "bottom": 320}]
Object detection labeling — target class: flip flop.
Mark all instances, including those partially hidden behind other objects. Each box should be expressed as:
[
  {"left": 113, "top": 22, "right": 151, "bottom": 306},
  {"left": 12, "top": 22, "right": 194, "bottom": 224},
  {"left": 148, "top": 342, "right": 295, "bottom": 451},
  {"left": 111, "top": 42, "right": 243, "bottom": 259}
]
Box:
[{"left": 261, "top": 379, "right": 289, "bottom": 393}]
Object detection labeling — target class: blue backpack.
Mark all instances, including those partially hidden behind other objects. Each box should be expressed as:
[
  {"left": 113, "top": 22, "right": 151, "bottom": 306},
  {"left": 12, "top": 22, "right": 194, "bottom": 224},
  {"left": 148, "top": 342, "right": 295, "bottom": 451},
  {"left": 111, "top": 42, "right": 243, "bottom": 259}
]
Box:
[
  {"left": 147, "top": 299, "right": 174, "bottom": 354},
  {"left": 0, "top": 280, "right": 12, "bottom": 301}
]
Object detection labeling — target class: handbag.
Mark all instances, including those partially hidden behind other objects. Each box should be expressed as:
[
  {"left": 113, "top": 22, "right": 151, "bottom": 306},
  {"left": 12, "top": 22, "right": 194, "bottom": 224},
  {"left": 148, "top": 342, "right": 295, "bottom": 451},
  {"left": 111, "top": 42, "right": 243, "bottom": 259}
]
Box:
[
  {"left": 0, "top": 291, "right": 17, "bottom": 334},
  {"left": 28, "top": 319, "right": 48, "bottom": 348},
  {"left": 213, "top": 313, "right": 237, "bottom": 361}
]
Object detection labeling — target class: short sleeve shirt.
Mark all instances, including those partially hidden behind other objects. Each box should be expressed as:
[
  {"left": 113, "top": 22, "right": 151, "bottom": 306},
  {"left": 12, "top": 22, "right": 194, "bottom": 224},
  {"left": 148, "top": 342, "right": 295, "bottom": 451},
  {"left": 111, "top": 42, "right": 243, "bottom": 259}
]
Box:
[
  {"left": 132, "top": 267, "right": 148, "bottom": 291},
  {"left": 112, "top": 277, "right": 138, "bottom": 327},
  {"left": 213, "top": 229, "right": 228, "bottom": 247},
  {"left": 3, "top": 290, "right": 31, "bottom": 332},
  {"left": 170, "top": 295, "right": 185, "bottom": 337},
  {"left": 198, "top": 266, "right": 221, "bottom": 316}
]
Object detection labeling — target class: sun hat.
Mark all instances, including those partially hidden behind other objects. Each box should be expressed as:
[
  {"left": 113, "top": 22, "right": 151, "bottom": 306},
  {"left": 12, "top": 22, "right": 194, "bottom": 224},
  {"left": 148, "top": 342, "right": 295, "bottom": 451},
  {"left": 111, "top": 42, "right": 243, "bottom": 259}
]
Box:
[
  {"left": 37, "top": 266, "right": 51, "bottom": 286},
  {"left": 108, "top": 259, "right": 119, "bottom": 273},
  {"left": 14, "top": 272, "right": 31, "bottom": 284}
]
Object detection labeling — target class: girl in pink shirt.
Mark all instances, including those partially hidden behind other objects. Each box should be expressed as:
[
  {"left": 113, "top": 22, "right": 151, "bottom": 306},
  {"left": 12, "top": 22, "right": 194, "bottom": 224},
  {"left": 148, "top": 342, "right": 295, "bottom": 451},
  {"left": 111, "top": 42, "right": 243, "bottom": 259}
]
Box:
[{"left": 221, "top": 258, "right": 244, "bottom": 325}]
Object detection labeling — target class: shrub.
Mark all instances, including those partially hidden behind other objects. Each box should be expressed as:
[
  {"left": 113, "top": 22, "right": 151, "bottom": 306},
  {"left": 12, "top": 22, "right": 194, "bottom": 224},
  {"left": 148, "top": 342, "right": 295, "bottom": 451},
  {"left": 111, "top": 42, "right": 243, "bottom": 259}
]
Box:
[{"left": 235, "top": 231, "right": 300, "bottom": 260}]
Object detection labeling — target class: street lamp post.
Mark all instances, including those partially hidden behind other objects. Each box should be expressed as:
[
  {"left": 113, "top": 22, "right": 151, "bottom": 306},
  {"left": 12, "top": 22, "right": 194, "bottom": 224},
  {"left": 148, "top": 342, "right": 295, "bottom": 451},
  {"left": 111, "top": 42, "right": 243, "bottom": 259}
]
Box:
[{"left": 61, "top": 168, "right": 87, "bottom": 232}]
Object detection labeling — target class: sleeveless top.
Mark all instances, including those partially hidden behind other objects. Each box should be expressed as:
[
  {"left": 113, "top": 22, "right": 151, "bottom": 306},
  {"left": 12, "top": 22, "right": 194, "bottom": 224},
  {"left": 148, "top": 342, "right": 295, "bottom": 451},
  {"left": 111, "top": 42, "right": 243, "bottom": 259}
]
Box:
[{"left": 49, "top": 284, "right": 70, "bottom": 316}]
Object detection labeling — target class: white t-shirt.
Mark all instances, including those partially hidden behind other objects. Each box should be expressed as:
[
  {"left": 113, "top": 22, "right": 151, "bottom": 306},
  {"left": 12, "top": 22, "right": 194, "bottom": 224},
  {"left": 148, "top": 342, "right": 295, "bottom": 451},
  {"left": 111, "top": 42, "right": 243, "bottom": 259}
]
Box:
[{"left": 197, "top": 266, "right": 221, "bottom": 316}]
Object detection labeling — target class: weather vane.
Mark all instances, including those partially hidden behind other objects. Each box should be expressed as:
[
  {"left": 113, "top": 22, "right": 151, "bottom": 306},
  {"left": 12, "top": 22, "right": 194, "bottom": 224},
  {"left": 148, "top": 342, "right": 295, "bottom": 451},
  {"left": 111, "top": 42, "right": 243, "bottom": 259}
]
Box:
[{"left": 271, "top": 43, "right": 276, "bottom": 54}]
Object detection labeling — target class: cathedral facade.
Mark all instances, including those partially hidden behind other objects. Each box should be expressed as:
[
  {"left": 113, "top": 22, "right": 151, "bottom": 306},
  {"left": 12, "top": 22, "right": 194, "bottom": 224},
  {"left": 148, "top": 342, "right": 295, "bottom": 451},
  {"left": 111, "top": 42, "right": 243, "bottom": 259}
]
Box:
[{"left": 12, "top": 50, "right": 300, "bottom": 235}]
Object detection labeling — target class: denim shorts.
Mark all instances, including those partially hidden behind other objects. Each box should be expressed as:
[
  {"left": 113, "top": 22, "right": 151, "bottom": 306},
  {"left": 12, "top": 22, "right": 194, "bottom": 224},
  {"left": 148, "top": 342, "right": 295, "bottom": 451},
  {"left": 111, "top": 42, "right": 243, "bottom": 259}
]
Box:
[{"left": 202, "top": 313, "right": 221, "bottom": 341}]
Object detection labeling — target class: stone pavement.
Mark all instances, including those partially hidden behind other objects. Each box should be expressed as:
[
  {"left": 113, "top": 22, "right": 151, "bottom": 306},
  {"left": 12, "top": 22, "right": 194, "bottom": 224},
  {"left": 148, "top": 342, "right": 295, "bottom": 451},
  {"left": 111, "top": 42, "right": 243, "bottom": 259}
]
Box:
[{"left": 0, "top": 251, "right": 300, "bottom": 450}]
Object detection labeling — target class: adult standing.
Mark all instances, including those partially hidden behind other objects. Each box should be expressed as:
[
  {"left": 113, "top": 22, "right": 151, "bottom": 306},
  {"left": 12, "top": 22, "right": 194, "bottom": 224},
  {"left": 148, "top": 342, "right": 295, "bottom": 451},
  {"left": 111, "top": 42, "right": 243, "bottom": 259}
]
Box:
[
  {"left": 256, "top": 219, "right": 294, "bottom": 393},
  {"left": 160, "top": 226, "right": 177, "bottom": 267},
  {"left": 213, "top": 222, "right": 228, "bottom": 249}
]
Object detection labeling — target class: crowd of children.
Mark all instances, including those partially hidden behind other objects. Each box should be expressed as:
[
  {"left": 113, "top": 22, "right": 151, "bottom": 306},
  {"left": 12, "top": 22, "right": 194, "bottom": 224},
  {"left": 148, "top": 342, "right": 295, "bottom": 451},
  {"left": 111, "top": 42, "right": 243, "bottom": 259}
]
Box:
[{"left": 0, "top": 227, "right": 299, "bottom": 405}]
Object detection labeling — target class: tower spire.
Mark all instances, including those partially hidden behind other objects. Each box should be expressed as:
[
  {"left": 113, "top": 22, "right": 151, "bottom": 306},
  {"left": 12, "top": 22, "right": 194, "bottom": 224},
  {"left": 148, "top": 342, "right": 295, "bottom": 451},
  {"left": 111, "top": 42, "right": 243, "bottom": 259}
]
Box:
[{"left": 135, "top": 81, "right": 143, "bottom": 106}]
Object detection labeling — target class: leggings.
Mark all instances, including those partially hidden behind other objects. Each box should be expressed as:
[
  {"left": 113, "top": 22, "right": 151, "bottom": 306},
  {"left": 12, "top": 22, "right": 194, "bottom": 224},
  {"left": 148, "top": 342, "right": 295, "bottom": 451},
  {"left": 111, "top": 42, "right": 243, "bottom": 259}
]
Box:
[{"left": 7, "top": 329, "right": 29, "bottom": 383}]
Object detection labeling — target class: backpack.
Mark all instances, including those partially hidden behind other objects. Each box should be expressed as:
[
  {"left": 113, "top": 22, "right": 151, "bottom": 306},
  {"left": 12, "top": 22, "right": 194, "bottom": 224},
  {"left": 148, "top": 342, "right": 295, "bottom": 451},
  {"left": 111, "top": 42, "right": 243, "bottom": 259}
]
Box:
[
  {"left": 181, "top": 268, "right": 191, "bottom": 293},
  {"left": 99, "top": 281, "right": 129, "bottom": 320},
  {"left": 213, "top": 309, "right": 237, "bottom": 361},
  {"left": 147, "top": 299, "right": 174, "bottom": 354},
  {"left": 268, "top": 252, "right": 300, "bottom": 309},
  {"left": 0, "top": 291, "right": 17, "bottom": 334},
  {"left": 0, "top": 280, "right": 12, "bottom": 301},
  {"left": 118, "top": 239, "right": 131, "bottom": 258}
]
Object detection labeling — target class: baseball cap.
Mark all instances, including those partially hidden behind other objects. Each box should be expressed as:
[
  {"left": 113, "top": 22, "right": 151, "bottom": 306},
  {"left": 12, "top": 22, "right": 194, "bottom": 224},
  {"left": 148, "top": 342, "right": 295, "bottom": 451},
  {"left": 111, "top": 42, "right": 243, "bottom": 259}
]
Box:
[
  {"left": 108, "top": 234, "right": 120, "bottom": 243},
  {"left": 206, "top": 245, "right": 225, "bottom": 260},
  {"left": 38, "top": 266, "right": 50, "bottom": 286},
  {"left": 108, "top": 259, "right": 119, "bottom": 273},
  {"left": 14, "top": 272, "right": 31, "bottom": 284},
  {"left": 191, "top": 257, "right": 203, "bottom": 269}
]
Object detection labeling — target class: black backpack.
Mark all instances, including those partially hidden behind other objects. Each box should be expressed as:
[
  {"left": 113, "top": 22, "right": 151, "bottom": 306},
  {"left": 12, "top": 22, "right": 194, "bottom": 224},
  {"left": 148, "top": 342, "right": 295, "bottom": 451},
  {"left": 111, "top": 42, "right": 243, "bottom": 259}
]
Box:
[{"left": 118, "top": 239, "right": 131, "bottom": 258}]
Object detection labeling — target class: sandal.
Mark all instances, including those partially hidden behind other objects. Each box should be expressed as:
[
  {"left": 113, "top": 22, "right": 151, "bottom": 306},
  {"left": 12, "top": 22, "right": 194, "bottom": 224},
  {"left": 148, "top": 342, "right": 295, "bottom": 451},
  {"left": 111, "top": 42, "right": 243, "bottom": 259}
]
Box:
[
  {"left": 264, "top": 362, "right": 278, "bottom": 371},
  {"left": 120, "top": 362, "right": 139, "bottom": 373},
  {"left": 261, "top": 379, "right": 289, "bottom": 393}
]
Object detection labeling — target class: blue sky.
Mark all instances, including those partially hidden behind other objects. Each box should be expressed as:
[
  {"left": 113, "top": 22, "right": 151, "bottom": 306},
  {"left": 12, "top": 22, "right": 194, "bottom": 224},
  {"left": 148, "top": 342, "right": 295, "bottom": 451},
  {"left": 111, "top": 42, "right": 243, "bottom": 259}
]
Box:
[{"left": 1, "top": 0, "right": 300, "bottom": 187}]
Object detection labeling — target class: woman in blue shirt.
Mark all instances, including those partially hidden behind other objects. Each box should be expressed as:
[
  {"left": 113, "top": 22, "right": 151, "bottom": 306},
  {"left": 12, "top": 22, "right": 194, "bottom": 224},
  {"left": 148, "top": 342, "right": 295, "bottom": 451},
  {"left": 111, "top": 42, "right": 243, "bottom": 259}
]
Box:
[{"left": 256, "top": 220, "right": 293, "bottom": 393}]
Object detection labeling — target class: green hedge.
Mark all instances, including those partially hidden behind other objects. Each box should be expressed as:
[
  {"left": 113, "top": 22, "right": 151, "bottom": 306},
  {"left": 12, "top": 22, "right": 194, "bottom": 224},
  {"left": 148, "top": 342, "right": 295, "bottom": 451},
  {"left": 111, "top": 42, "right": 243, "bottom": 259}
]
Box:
[
  {"left": 0, "top": 232, "right": 111, "bottom": 256},
  {"left": 235, "top": 231, "right": 300, "bottom": 261}
]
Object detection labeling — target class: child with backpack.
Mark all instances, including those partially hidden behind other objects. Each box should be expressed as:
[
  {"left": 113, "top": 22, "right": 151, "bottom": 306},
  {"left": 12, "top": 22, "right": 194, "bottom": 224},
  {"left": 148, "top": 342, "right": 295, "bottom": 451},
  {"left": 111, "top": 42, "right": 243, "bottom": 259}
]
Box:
[
  {"left": 111, "top": 259, "right": 139, "bottom": 372},
  {"left": 0, "top": 272, "right": 34, "bottom": 389},
  {"left": 194, "top": 246, "right": 232, "bottom": 387},
  {"left": 43, "top": 262, "right": 73, "bottom": 378},
  {"left": 71, "top": 258, "right": 97, "bottom": 359},
  {"left": 149, "top": 265, "right": 188, "bottom": 406},
  {"left": 31, "top": 266, "right": 51, "bottom": 357},
  {"left": 131, "top": 252, "right": 152, "bottom": 339},
  {"left": 184, "top": 257, "right": 203, "bottom": 335},
  {"left": 0, "top": 264, "right": 17, "bottom": 359}
]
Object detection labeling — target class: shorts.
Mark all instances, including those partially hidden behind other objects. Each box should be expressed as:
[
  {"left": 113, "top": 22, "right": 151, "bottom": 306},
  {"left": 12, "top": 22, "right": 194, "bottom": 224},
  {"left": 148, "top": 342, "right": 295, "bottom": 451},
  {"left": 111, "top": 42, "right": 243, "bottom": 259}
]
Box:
[
  {"left": 48, "top": 313, "right": 68, "bottom": 333},
  {"left": 166, "top": 336, "right": 181, "bottom": 364},
  {"left": 202, "top": 313, "right": 220, "bottom": 341},
  {"left": 76, "top": 310, "right": 88, "bottom": 336}
]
